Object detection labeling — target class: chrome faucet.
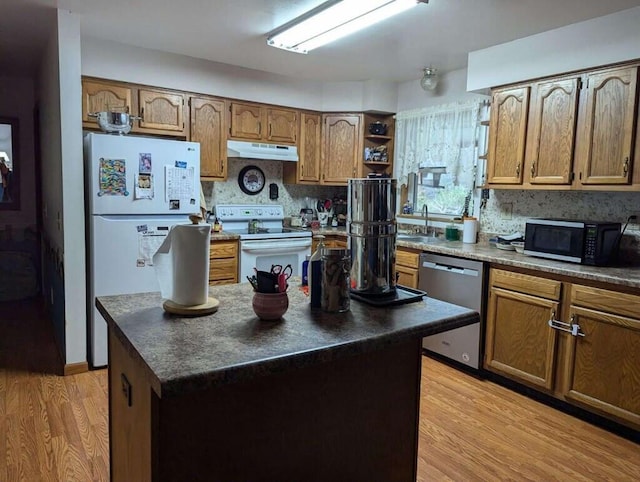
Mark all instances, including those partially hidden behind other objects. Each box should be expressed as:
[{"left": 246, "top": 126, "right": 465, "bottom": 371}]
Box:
[{"left": 422, "top": 203, "right": 430, "bottom": 236}]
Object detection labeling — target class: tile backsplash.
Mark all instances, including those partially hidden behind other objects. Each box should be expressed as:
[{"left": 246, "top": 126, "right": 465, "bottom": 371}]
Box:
[
  {"left": 201, "top": 159, "right": 347, "bottom": 217},
  {"left": 480, "top": 189, "right": 640, "bottom": 259}
]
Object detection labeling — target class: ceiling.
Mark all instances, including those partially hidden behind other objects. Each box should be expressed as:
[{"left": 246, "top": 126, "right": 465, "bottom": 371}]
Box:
[{"left": 3, "top": 0, "right": 640, "bottom": 82}]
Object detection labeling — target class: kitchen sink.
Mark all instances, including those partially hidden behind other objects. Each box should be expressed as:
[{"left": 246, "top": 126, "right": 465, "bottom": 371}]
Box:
[{"left": 397, "top": 234, "right": 441, "bottom": 244}]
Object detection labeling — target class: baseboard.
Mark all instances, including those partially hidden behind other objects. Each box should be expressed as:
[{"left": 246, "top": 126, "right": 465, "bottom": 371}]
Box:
[{"left": 64, "top": 361, "right": 89, "bottom": 376}]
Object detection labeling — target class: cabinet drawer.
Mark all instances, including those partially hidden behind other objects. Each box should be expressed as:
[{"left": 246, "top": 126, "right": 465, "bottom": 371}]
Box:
[
  {"left": 491, "top": 268, "right": 561, "bottom": 300},
  {"left": 396, "top": 265, "right": 418, "bottom": 289},
  {"left": 396, "top": 249, "right": 420, "bottom": 269},
  {"left": 571, "top": 284, "right": 640, "bottom": 320},
  {"left": 209, "top": 258, "right": 237, "bottom": 281},
  {"left": 210, "top": 241, "right": 238, "bottom": 258}
]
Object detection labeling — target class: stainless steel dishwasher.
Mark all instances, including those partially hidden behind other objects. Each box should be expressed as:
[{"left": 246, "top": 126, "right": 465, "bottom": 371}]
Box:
[{"left": 419, "top": 253, "right": 485, "bottom": 369}]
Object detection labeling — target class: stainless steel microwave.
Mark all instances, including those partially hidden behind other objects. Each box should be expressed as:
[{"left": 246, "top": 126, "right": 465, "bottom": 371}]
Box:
[{"left": 524, "top": 219, "right": 621, "bottom": 266}]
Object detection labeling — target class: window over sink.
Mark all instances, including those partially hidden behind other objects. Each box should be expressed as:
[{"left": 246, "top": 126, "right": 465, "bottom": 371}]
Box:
[{"left": 394, "top": 100, "right": 488, "bottom": 221}]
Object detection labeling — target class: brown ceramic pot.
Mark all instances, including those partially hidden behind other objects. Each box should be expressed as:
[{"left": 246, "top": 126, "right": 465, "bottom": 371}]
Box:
[{"left": 252, "top": 291, "right": 289, "bottom": 321}]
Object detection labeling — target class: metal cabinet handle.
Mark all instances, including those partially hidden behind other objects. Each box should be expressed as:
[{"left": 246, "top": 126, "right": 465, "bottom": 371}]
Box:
[
  {"left": 530, "top": 162, "right": 536, "bottom": 176},
  {"left": 623, "top": 157, "right": 629, "bottom": 175},
  {"left": 516, "top": 163, "right": 520, "bottom": 177},
  {"left": 548, "top": 313, "right": 585, "bottom": 337},
  {"left": 140, "top": 107, "right": 144, "bottom": 121}
]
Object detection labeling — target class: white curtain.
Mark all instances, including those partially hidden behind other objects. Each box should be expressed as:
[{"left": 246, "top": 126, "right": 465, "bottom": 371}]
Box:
[{"left": 394, "top": 101, "right": 483, "bottom": 189}]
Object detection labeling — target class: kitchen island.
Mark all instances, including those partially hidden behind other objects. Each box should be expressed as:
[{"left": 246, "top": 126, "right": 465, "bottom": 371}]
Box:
[{"left": 98, "top": 282, "right": 479, "bottom": 482}]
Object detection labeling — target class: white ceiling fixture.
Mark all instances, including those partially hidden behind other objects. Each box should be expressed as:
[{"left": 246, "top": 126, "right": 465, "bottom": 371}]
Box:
[
  {"left": 420, "top": 67, "right": 438, "bottom": 91},
  {"left": 267, "top": 0, "right": 428, "bottom": 54}
]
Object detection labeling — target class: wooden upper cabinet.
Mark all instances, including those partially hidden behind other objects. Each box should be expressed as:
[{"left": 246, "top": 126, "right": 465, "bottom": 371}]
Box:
[
  {"left": 299, "top": 113, "right": 321, "bottom": 182},
  {"left": 229, "top": 102, "right": 298, "bottom": 144},
  {"left": 136, "top": 88, "right": 186, "bottom": 136},
  {"left": 576, "top": 65, "right": 639, "bottom": 185},
  {"left": 525, "top": 77, "right": 580, "bottom": 185},
  {"left": 190, "top": 96, "right": 227, "bottom": 181},
  {"left": 229, "top": 102, "right": 263, "bottom": 140},
  {"left": 82, "top": 80, "right": 132, "bottom": 128},
  {"left": 487, "top": 86, "right": 530, "bottom": 184},
  {"left": 322, "top": 114, "right": 363, "bottom": 185},
  {"left": 266, "top": 107, "right": 298, "bottom": 144},
  {"left": 284, "top": 112, "right": 321, "bottom": 184}
]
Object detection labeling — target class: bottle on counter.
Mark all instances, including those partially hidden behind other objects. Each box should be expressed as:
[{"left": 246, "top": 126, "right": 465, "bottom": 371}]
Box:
[
  {"left": 213, "top": 217, "right": 222, "bottom": 232},
  {"left": 309, "top": 235, "right": 325, "bottom": 308},
  {"left": 302, "top": 254, "right": 310, "bottom": 286}
]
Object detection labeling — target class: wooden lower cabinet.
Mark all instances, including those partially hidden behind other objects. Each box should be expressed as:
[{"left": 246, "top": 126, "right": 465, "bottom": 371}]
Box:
[
  {"left": 484, "top": 266, "right": 640, "bottom": 430},
  {"left": 312, "top": 234, "right": 347, "bottom": 253},
  {"left": 396, "top": 247, "right": 420, "bottom": 289},
  {"left": 209, "top": 239, "right": 238, "bottom": 285},
  {"left": 562, "top": 285, "right": 640, "bottom": 428}
]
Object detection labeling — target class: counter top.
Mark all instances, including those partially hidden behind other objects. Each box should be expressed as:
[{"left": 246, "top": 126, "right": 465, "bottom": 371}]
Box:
[
  {"left": 312, "top": 228, "right": 640, "bottom": 289},
  {"left": 97, "top": 282, "right": 478, "bottom": 398},
  {"left": 209, "top": 231, "right": 239, "bottom": 241},
  {"left": 396, "top": 237, "right": 640, "bottom": 289}
]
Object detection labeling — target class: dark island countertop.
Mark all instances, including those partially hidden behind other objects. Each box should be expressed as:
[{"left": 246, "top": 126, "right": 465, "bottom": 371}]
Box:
[{"left": 97, "top": 282, "right": 479, "bottom": 398}]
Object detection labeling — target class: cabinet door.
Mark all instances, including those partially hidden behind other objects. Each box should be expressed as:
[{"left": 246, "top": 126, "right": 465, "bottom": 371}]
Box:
[
  {"left": 396, "top": 265, "right": 418, "bottom": 289},
  {"left": 209, "top": 240, "right": 238, "bottom": 285},
  {"left": 229, "top": 102, "right": 263, "bottom": 140},
  {"left": 576, "top": 66, "right": 638, "bottom": 185},
  {"left": 562, "top": 305, "right": 640, "bottom": 429},
  {"left": 299, "top": 113, "right": 322, "bottom": 183},
  {"left": 266, "top": 107, "right": 298, "bottom": 144},
  {"left": 82, "top": 80, "right": 132, "bottom": 127},
  {"left": 190, "top": 96, "right": 227, "bottom": 181},
  {"left": 487, "top": 86, "right": 530, "bottom": 184},
  {"left": 137, "top": 88, "right": 186, "bottom": 135},
  {"left": 322, "top": 114, "right": 362, "bottom": 185},
  {"left": 526, "top": 78, "right": 580, "bottom": 185},
  {"left": 484, "top": 286, "right": 559, "bottom": 390}
]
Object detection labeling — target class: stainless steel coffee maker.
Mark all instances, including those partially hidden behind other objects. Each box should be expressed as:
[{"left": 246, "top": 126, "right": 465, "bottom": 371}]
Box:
[{"left": 347, "top": 178, "right": 397, "bottom": 297}]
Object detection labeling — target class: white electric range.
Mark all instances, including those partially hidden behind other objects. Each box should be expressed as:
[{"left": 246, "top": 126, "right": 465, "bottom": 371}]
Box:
[{"left": 215, "top": 204, "right": 312, "bottom": 280}]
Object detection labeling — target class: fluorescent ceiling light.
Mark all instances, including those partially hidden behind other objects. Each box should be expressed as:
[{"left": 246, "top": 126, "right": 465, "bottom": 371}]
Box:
[{"left": 267, "top": 0, "right": 425, "bottom": 54}]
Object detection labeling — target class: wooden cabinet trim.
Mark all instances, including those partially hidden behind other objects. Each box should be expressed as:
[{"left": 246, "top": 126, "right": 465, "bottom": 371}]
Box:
[
  {"left": 570, "top": 284, "right": 640, "bottom": 319},
  {"left": 396, "top": 248, "right": 420, "bottom": 269},
  {"left": 491, "top": 268, "right": 562, "bottom": 300}
]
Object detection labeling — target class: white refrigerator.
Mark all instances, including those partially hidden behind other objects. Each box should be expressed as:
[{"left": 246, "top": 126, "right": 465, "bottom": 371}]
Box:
[{"left": 84, "top": 133, "right": 200, "bottom": 367}]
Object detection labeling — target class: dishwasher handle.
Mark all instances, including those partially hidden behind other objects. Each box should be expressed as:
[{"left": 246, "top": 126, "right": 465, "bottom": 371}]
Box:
[{"left": 421, "top": 261, "right": 479, "bottom": 277}]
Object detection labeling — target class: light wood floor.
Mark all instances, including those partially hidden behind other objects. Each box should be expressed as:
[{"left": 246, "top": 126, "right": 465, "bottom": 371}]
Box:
[{"left": 1, "top": 298, "right": 639, "bottom": 481}]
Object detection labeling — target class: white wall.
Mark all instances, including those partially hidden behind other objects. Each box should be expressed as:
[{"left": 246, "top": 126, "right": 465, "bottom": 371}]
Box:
[
  {"left": 397, "top": 68, "right": 488, "bottom": 112},
  {"left": 0, "top": 76, "right": 36, "bottom": 233},
  {"left": 80, "top": 37, "right": 399, "bottom": 113},
  {"left": 37, "top": 10, "right": 86, "bottom": 366},
  {"left": 468, "top": 6, "right": 640, "bottom": 91},
  {"left": 58, "top": 10, "right": 86, "bottom": 365}
]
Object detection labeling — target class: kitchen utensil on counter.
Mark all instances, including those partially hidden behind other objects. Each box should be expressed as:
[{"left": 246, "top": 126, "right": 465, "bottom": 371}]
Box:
[
  {"left": 255, "top": 269, "right": 279, "bottom": 293},
  {"left": 317, "top": 200, "right": 325, "bottom": 212},
  {"left": 321, "top": 247, "right": 351, "bottom": 313},
  {"left": 88, "top": 111, "right": 141, "bottom": 135},
  {"left": 318, "top": 211, "right": 330, "bottom": 227},
  {"left": 300, "top": 208, "right": 314, "bottom": 227},
  {"left": 324, "top": 199, "right": 332, "bottom": 212},
  {"left": 271, "top": 264, "right": 292, "bottom": 292}
]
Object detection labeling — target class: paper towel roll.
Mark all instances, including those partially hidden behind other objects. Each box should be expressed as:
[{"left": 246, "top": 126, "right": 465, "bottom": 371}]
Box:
[
  {"left": 463, "top": 218, "right": 478, "bottom": 244},
  {"left": 153, "top": 223, "right": 211, "bottom": 306}
]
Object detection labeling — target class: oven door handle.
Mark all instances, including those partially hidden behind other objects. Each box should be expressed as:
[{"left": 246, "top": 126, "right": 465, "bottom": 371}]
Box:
[{"left": 241, "top": 239, "right": 312, "bottom": 252}]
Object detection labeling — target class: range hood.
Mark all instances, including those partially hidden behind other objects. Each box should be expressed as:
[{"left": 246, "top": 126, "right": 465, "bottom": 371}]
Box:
[{"left": 227, "top": 140, "right": 299, "bottom": 161}]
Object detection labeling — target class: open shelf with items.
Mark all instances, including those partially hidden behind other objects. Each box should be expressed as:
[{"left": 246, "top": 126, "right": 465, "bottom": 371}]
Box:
[{"left": 362, "top": 112, "right": 395, "bottom": 178}]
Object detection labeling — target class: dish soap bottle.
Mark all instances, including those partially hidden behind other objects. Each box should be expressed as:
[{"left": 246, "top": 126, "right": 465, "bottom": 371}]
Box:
[{"left": 309, "top": 235, "right": 325, "bottom": 308}]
